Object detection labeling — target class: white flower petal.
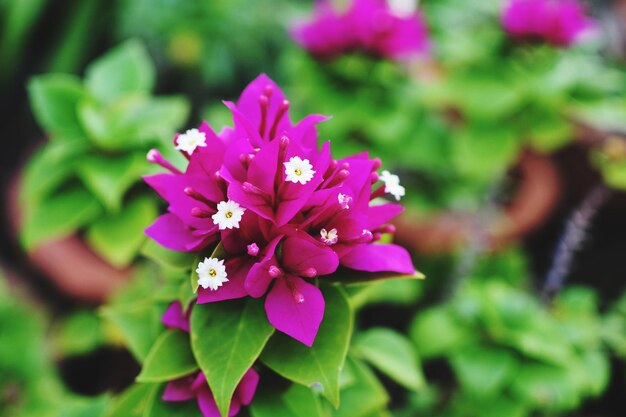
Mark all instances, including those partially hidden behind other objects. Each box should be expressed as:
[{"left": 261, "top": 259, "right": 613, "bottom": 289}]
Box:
[
  {"left": 211, "top": 200, "right": 246, "bottom": 230},
  {"left": 379, "top": 170, "right": 405, "bottom": 201},
  {"left": 175, "top": 128, "right": 207, "bottom": 154},
  {"left": 196, "top": 257, "right": 228, "bottom": 291},
  {"left": 284, "top": 156, "right": 316, "bottom": 184}
]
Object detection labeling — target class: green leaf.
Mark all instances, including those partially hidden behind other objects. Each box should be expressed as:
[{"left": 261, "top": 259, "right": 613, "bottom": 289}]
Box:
[
  {"left": 76, "top": 151, "right": 149, "bottom": 212},
  {"left": 348, "top": 279, "right": 423, "bottom": 310},
  {"left": 20, "top": 138, "right": 89, "bottom": 206},
  {"left": 137, "top": 329, "right": 197, "bottom": 383},
  {"left": 79, "top": 95, "right": 189, "bottom": 152},
  {"left": 333, "top": 358, "right": 388, "bottom": 417},
  {"left": 103, "top": 383, "right": 155, "bottom": 417},
  {"left": 116, "top": 96, "right": 190, "bottom": 146},
  {"left": 527, "top": 114, "right": 572, "bottom": 152},
  {"left": 261, "top": 285, "right": 353, "bottom": 408},
  {"left": 461, "top": 395, "right": 529, "bottom": 417},
  {"left": 450, "top": 346, "right": 518, "bottom": 397},
  {"left": 101, "top": 302, "right": 166, "bottom": 363},
  {"left": 410, "top": 306, "right": 473, "bottom": 358},
  {"left": 86, "top": 196, "right": 158, "bottom": 267},
  {"left": 578, "top": 350, "right": 610, "bottom": 396},
  {"left": 452, "top": 124, "right": 520, "bottom": 181},
  {"left": 54, "top": 310, "right": 105, "bottom": 356},
  {"left": 325, "top": 269, "right": 425, "bottom": 286},
  {"left": 56, "top": 395, "right": 111, "bottom": 417},
  {"left": 85, "top": 39, "right": 155, "bottom": 105},
  {"left": 28, "top": 74, "right": 86, "bottom": 138},
  {"left": 352, "top": 328, "right": 425, "bottom": 391},
  {"left": 251, "top": 384, "right": 328, "bottom": 417},
  {"left": 510, "top": 363, "right": 580, "bottom": 411},
  {"left": 141, "top": 240, "right": 196, "bottom": 272},
  {"left": 191, "top": 298, "right": 274, "bottom": 417},
  {"left": 21, "top": 186, "right": 102, "bottom": 249}
]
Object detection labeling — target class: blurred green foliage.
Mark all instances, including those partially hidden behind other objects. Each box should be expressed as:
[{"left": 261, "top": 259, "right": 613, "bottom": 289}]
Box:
[
  {"left": 114, "top": 0, "right": 302, "bottom": 94},
  {"left": 408, "top": 267, "right": 610, "bottom": 417},
  {"left": 21, "top": 40, "right": 189, "bottom": 267},
  {"left": 0, "top": 275, "right": 111, "bottom": 417}
]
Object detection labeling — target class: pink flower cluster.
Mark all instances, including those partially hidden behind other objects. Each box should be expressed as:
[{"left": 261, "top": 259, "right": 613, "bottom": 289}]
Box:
[
  {"left": 501, "top": 0, "right": 594, "bottom": 47},
  {"left": 292, "top": 0, "right": 429, "bottom": 60},
  {"left": 145, "top": 74, "right": 415, "bottom": 347}
]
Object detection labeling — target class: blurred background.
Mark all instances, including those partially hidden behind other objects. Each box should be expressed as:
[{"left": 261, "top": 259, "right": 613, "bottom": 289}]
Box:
[{"left": 2, "top": 0, "right": 626, "bottom": 416}]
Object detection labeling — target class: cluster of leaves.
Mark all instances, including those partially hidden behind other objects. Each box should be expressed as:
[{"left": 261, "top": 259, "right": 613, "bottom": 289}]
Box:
[
  {"left": 99, "top": 243, "right": 425, "bottom": 417},
  {"left": 22, "top": 40, "right": 189, "bottom": 267},
  {"left": 426, "top": 0, "right": 622, "bottom": 147},
  {"left": 0, "top": 275, "right": 110, "bottom": 417},
  {"left": 408, "top": 274, "right": 610, "bottom": 417}
]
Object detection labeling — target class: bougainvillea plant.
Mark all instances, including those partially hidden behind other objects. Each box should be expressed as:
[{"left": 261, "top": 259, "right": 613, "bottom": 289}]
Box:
[
  {"left": 103, "top": 74, "right": 422, "bottom": 417},
  {"left": 501, "top": 0, "right": 593, "bottom": 47},
  {"left": 293, "top": 0, "right": 429, "bottom": 60},
  {"left": 145, "top": 73, "right": 415, "bottom": 345}
]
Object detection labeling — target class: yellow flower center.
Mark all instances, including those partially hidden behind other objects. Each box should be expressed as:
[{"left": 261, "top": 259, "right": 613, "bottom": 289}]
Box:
[
  {"left": 295, "top": 168, "right": 302, "bottom": 176},
  {"left": 225, "top": 211, "right": 233, "bottom": 219},
  {"left": 209, "top": 269, "right": 217, "bottom": 277}
]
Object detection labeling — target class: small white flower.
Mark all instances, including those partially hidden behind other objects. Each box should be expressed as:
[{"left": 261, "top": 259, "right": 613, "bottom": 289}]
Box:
[
  {"left": 389, "top": 0, "right": 417, "bottom": 17},
  {"left": 320, "top": 228, "right": 338, "bottom": 245},
  {"left": 337, "top": 193, "right": 352, "bottom": 209},
  {"left": 175, "top": 128, "right": 207, "bottom": 154},
  {"left": 379, "top": 170, "right": 405, "bottom": 201},
  {"left": 196, "top": 257, "right": 228, "bottom": 291},
  {"left": 211, "top": 200, "right": 245, "bottom": 230},
  {"left": 284, "top": 156, "right": 316, "bottom": 184}
]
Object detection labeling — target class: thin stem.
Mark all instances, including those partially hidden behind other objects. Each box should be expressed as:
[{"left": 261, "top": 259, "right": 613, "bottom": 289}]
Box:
[{"left": 541, "top": 184, "right": 610, "bottom": 302}]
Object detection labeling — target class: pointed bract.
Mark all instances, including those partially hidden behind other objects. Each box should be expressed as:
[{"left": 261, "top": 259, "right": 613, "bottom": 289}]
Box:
[{"left": 265, "top": 276, "right": 325, "bottom": 346}]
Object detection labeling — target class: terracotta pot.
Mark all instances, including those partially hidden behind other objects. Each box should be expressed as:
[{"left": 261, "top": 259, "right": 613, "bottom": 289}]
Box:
[
  {"left": 7, "top": 174, "right": 132, "bottom": 304},
  {"left": 393, "top": 150, "right": 561, "bottom": 254}
]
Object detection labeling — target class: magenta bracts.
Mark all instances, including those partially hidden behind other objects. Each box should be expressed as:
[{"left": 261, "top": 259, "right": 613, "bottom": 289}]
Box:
[
  {"left": 145, "top": 74, "right": 416, "bottom": 347},
  {"left": 292, "top": 0, "right": 429, "bottom": 60},
  {"left": 501, "top": 0, "right": 594, "bottom": 47}
]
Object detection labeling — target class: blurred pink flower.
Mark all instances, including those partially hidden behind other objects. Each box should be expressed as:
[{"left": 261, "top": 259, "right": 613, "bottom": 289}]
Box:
[
  {"left": 501, "top": 0, "right": 594, "bottom": 47},
  {"left": 292, "top": 0, "right": 429, "bottom": 60}
]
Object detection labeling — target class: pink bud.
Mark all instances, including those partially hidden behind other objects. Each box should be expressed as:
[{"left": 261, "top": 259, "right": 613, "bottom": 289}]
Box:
[
  {"left": 293, "top": 290, "right": 305, "bottom": 304},
  {"left": 268, "top": 265, "right": 283, "bottom": 278},
  {"left": 379, "top": 224, "right": 396, "bottom": 234},
  {"left": 337, "top": 169, "right": 350, "bottom": 180},
  {"left": 247, "top": 243, "right": 260, "bottom": 256},
  {"left": 190, "top": 207, "right": 211, "bottom": 218},
  {"left": 146, "top": 149, "right": 181, "bottom": 174}
]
